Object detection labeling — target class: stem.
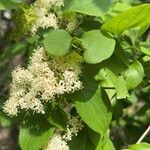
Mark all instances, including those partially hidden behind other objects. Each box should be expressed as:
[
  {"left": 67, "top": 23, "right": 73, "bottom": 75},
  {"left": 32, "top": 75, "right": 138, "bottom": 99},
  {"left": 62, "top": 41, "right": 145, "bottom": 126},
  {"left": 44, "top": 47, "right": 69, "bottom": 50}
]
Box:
[{"left": 137, "top": 125, "right": 150, "bottom": 144}]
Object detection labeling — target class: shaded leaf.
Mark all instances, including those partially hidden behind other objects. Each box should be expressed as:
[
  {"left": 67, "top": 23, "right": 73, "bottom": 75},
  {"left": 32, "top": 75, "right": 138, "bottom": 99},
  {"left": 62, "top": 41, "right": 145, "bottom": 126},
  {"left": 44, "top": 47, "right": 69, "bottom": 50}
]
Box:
[
  {"left": 46, "top": 103, "right": 68, "bottom": 130},
  {"left": 69, "top": 128, "right": 96, "bottom": 150}
]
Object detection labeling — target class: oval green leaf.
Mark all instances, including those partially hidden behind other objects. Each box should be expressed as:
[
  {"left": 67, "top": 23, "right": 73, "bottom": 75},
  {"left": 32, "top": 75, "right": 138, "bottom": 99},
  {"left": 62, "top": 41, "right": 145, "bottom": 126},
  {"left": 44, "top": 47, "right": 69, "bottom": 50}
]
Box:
[
  {"left": 124, "top": 61, "right": 144, "bottom": 89},
  {"left": 81, "top": 30, "right": 115, "bottom": 64},
  {"left": 43, "top": 29, "right": 72, "bottom": 56}
]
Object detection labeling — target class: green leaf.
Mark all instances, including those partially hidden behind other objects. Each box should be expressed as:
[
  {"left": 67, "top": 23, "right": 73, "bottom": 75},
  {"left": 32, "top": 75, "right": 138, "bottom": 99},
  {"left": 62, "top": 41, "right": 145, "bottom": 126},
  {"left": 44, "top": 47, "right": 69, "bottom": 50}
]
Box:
[
  {"left": 95, "top": 68, "right": 116, "bottom": 99},
  {"left": 129, "top": 142, "right": 150, "bottom": 150},
  {"left": 101, "top": 139, "right": 116, "bottom": 150},
  {"left": 0, "top": 0, "right": 21, "bottom": 10},
  {"left": 140, "top": 47, "right": 150, "bottom": 56},
  {"left": 43, "top": 29, "right": 72, "bottom": 56},
  {"left": 108, "top": 2, "right": 132, "bottom": 17},
  {"left": 124, "top": 61, "right": 144, "bottom": 89},
  {"left": 64, "top": 0, "right": 114, "bottom": 17},
  {"left": 19, "top": 127, "right": 55, "bottom": 150},
  {"left": 114, "top": 76, "right": 129, "bottom": 99},
  {"left": 81, "top": 30, "right": 115, "bottom": 64},
  {"left": 96, "top": 130, "right": 115, "bottom": 150},
  {"left": 125, "top": 24, "right": 150, "bottom": 43},
  {"left": 0, "top": 113, "right": 12, "bottom": 127},
  {"left": 87, "top": 127, "right": 100, "bottom": 147},
  {"left": 143, "top": 56, "right": 150, "bottom": 62},
  {"left": 101, "top": 4, "right": 150, "bottom": 36},
  {"left": 95, "top": 68, "right": 129, "bottom": 99},
  {"left": 46, "top": 103, "right": 68, "bottom": 130},
  {"left": 73, "top": 64, "right": 112, "bottom": 135},
  {"left": 69, "top": 128, "right": 96, "bottom": 150}
]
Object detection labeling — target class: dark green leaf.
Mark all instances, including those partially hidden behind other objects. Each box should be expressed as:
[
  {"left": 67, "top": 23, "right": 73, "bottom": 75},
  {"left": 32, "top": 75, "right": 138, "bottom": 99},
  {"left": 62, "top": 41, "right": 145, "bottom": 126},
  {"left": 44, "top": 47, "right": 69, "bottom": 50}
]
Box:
[
  {"left": 46, "top": 104, "right": 68, "bottom": 130},
  {"left": 69, "top": 128, "right": 96, "bottom": 150}
]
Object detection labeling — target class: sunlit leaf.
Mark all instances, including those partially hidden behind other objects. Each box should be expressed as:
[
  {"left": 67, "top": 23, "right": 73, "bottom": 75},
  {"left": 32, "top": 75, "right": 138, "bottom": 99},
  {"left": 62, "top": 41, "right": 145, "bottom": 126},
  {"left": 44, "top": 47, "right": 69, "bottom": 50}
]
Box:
[
  {"left": 81, "top": 30, "right": 115, "bottom": 64},
  {"left": 101, "top": 4, "right": 150, "bottom": 36}
]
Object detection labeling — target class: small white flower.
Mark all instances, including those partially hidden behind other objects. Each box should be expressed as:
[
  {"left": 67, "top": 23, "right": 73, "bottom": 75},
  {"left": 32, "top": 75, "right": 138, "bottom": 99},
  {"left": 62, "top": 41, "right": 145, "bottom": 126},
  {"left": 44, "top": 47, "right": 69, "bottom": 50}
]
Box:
[{"left": 45, "top": 116, "right": 83, "bottom": 150}]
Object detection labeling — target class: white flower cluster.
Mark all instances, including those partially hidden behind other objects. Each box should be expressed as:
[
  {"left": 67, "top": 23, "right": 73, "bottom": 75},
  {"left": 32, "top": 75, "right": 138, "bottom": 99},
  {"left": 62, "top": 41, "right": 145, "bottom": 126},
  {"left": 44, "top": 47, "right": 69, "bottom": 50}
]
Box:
[
  {"left": 31, "top": 0, "right": 64, "bottom": 34},
  {"left": 62, "top": 116, "right": 84, "bottom": 141},
  {"left": 50, "top": 51, "right": 83, "bottom": 94},
  {"left": 46, "top": 134, "right": 69, "bottom": 150},
  {"left": 3, "top": 47, "right": 83, "bottom": 116},
  {"left": 45, "top": 116, "right": 83, "bottom": 150}
]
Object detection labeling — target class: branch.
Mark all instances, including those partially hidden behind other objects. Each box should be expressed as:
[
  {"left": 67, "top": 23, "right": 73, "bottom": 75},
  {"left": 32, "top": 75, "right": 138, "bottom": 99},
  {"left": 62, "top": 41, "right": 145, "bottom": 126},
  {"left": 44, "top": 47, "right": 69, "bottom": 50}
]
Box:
[{"left": 137, "top": 125, "right": 150, "bottom": 144}]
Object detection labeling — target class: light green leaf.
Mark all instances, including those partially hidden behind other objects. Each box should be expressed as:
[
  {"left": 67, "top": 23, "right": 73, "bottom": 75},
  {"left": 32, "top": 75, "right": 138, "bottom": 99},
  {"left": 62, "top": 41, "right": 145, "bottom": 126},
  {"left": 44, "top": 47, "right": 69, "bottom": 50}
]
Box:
[
  {"left": 95, "top": 68, "right": 129, "bottom": 99},
  {"left": 96, "top": 130, "right": 116, "bottom": 150},
  {"left": 124, "top": 61, "right": 144, "bottom": 89},
  {"left": 43, "top": 29, "right": 72, "bottom": 56},
  {"left": 64, "top": 0, "right": 114, "bottom": 17},
  {"left": 114, "top": 76, "right": 129, "bottom": 99},
  {"left": 140, "top": 47, "right": 150, "bottom": 56},
  {"left": 95, "top": 68, "right": 116, "bottom": 99},
  {"left": 143, "top": 56, "right": 150, "bottom": 62},
  {"left": 0, "top": 0, "right": 21, "bottom": 10},
  {"left": 101, "top": 4, "right": 150, "bottom": 36},
  {"left": 101, "top": 138, "right": 116, "bottom": 150},
  {"left": 81, "top": 30, "right": 115, "bottom": 64},
  {"left": 108, "top": 2, "right": 132, "bottom": 17},
  {"left": 19, "top": 127, "right": 55, "bottom": 150},
  {"left": 129, "top": 142, "right": 150, "bottom": 150},
  {"left": 73, "top": 66, "right": 112, "bottom": 135}
]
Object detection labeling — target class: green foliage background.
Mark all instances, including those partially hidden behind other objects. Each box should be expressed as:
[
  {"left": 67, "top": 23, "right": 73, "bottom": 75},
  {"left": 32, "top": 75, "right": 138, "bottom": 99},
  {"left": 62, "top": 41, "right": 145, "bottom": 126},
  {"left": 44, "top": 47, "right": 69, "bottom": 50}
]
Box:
[{"left": 0, "top": 0, "right": 150, "bottom": 150}]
